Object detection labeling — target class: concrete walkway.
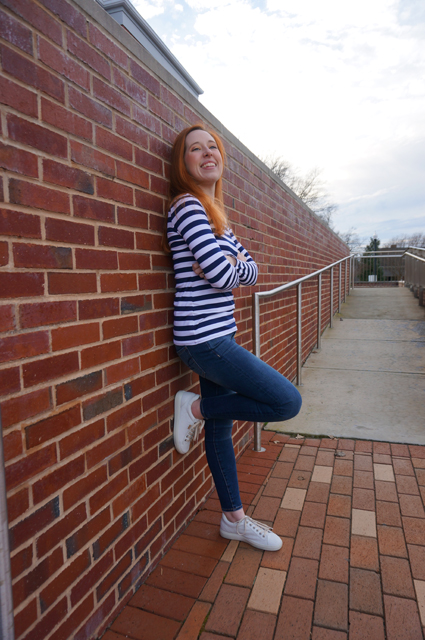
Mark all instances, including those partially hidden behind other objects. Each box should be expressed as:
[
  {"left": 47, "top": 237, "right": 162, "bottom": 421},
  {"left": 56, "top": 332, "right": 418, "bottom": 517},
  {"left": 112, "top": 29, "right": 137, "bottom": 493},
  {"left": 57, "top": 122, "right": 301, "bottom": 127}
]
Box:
[
  {"left": 103, "top": 432, "right": 425, "bottom": 640},
  {"left": 268, "top": 288, "right": 425, "bottom": 445}
]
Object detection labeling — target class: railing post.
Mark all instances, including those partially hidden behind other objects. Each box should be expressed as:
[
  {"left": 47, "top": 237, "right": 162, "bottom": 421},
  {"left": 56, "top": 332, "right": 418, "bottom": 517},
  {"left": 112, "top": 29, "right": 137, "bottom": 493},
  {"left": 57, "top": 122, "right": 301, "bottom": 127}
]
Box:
[
  {"left": 297, "top": 282, "right": 302, "bottom": 385},
  {"left": 252, "top": 293, "right": 265, "bottom": 453},
  {"left": 338, "top": 262, "right": 342, "bottom": 312},
  {"left": 0, "top": 411, "right": 15, "bottom": 640},
  {"left": 330, "top": 267, "right": 334, "bottom": 328},
  {"left": 316, "top": 273, "right": 322, "bottom": 351},
  {"left": 344, "top": 258, "right": 347, "bottom": 301}
]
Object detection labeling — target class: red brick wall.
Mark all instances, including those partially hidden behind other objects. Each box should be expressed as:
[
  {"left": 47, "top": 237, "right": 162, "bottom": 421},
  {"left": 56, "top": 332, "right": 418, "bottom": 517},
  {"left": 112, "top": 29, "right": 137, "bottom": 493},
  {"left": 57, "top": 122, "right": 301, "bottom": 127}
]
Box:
[{"left": 0, "top": 0, "right": 349, "bottom": 638}]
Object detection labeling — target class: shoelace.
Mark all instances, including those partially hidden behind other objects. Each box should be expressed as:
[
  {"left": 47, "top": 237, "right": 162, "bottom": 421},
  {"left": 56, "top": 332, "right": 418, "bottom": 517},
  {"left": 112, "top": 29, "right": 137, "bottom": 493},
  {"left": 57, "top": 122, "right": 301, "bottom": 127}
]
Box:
[
  {"left": 236, "top": 516, "right": 272, "bottom": 537},
  {"left": 184, "top": 419, "right": 205, "bottom": 443}
]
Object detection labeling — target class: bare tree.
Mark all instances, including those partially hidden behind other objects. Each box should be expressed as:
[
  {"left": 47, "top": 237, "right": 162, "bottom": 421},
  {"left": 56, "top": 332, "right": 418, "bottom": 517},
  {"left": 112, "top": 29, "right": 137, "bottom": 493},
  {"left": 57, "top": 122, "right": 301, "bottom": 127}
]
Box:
[
  {"left": 337, "top": 227, "right": 363, "bottom": 252},
  {"left": 261, "top": 154, "right": 337, "bottom": 227},
  {"left": 383, "top": 232, "right": 425, "bottom": 248}
]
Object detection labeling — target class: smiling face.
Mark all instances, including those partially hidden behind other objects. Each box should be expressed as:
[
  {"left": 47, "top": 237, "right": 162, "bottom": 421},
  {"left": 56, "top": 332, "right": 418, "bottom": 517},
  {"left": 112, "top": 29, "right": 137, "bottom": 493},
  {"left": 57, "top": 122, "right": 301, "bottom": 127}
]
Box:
[{"left": 184, "top": 129, "right": 223, "bottom": 196}]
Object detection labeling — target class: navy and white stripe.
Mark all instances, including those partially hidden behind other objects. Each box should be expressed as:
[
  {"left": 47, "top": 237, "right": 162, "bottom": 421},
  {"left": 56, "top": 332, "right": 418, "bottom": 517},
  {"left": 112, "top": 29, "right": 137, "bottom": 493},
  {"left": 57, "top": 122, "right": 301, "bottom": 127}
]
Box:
[{"left": 167, "top": 195, "right": 258, "bottom": 345}]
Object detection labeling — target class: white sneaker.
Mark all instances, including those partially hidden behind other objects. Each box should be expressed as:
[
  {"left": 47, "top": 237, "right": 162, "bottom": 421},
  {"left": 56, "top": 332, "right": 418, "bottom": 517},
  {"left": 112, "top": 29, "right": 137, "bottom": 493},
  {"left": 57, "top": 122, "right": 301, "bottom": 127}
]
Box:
[
  {"left": 173, "top": 391, "right": 205, "bottom": 454},
  {"left": 220, "top": 513, "right": 282, "bottom": 551}
]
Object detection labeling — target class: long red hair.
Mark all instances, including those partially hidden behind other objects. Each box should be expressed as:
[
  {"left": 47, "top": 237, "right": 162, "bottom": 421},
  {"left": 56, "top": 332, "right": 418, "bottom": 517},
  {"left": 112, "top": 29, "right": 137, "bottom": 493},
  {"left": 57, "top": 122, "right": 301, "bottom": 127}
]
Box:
[{"left": 164, "top": 124, "right": 228, "bottom": 250}]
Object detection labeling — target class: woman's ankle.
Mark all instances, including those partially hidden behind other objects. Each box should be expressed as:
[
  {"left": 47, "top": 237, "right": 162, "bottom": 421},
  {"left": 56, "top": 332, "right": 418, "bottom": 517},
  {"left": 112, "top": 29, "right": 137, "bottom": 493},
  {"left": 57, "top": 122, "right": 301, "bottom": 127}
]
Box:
[
  {"left": 191, "top": 399, "right": 203, "bottom": 420},
  {"left": 223, "top": 508, "right": 245, "bottom": 523}
]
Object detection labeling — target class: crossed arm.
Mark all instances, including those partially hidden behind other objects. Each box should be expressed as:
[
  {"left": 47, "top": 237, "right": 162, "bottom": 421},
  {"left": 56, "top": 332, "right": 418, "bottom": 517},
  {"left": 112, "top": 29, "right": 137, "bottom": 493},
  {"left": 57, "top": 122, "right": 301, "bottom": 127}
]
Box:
[{"left": 192, "top": 252, "right": 247, "bottom": 279}]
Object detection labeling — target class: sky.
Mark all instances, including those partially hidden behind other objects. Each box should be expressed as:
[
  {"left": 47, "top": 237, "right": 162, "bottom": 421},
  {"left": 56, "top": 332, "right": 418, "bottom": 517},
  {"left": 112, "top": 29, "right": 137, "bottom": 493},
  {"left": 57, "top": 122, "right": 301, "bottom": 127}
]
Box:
[{"left": 132, "top": 0, "right": 425, "bottom": 246}]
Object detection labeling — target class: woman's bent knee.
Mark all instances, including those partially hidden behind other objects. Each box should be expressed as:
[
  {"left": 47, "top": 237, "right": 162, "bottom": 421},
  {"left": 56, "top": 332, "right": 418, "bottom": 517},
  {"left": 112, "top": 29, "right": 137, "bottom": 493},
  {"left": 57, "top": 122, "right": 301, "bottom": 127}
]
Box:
[{"left": 274, "top": 386, "right": 302, "bottom": 421}]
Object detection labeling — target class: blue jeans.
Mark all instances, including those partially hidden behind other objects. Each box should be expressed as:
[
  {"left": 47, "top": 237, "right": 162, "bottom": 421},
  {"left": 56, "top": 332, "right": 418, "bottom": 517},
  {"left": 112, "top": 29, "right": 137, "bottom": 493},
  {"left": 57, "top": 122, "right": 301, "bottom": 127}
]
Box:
[{"left": 176, "top": 333, "right": 302, "bottom": 512}]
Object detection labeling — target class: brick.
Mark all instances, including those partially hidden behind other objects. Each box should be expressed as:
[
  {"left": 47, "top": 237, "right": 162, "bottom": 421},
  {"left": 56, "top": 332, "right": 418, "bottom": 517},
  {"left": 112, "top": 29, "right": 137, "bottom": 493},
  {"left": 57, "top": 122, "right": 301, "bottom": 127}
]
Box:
[
  {"left": 319, "top": 544, "right": 349, "bottom": 583},
  {"left": 63, "top": 466, "right": 107, "bottom": 511},
  {"left": 3, "top": 429, "right": 22, "bottom": 462},
  {"left": 116, "top": 160, "right": 149, "bottom": 188},
  {"left": 273, "top": 508, "right": 300, "bottom": 538},
  {"left": 396, "top": 475, "right": 420, "bottom": 495},
  {"left": 0, "top": 366, "right": 20, "bottom": 397},
  {"left": 89, "top": 23, "right": 127, "bottom": 67},
  {"left": 118, "top": 253, "right": 152, "bottom": 270},
  {"left": 105, "top": 356, "right": 140, "bottom": 386},
  {"left": 81, "top": 340, "right": 121, "bottom": 369},
  {"left": 73, "top": 194, "right": 115, "bottom": 223},
  {"left": 56, "top": 371, "right": 104, "bottom": 406},
  {"left": 0, "top": 11, "right": 33, "bottom": 56},
  {"left": 117, "top": 206, "right": 148, "bottom": 231},
  {"left": 8, "top": 114, "right": 68, "bottom": 159},
  {"left": 45, "top": 218, "right": 95, "bottom": 246},
  {"left": 1, "top": 387, "right": 51, "bottom": 428},
  {"left": 38, "top": 37, "right": 90, "bottom": 90},
  {"left": 13, "top": 547, "right": 64, "bottom": 607},
  {"left": 376, "top": 500, "right": 402, "bottom": 526},
  {"left": 134, "top": 189, "right": 164, "bottom": 213},
  {"left": 293, "top": 526, "right": 322, "bottom": 560},
  {"left": 327, "top": 494, "right": 351, "bottom": 518},
  {"left": 111, "top": 606, "right": 180, "bottom": 640},
  {"left": 377, "top": 525, "right": 407, "bottom": 557},
  {"left": 52, "top": 322, "right": 100, "bottom": 351},
  {"left": 97, "top": 177, "right": 133, "bottom": 205},
  {"left": 60, "top": 417, "right": 104, "bottom": 460},
  {"left": 116, "top": 116, "right": 148, "bottom": 149},
  {"left": 352, "top": 488, "right": 375, "bottom": 511},
  {"left": 375, "top": 480, "right": 398, "bottom": 502},
  {"left": 408, "top": 545, "right": 425, "bottom": 580},
  {"left": 0, "top": 241, "right": 8, "bottom": 266},
  {"left": 83, "top": 388, "right": 123, "bottom": 422},
  {"left": 9, "top": 178, "right": 70, "bottom": 214},
  {"left": 381, "top": 556, "right": 416, "bottom": 597},
  {"left": 0, "top": 75, "right": 38, "bottom": 117},
  {"left": 9, "top": 496, "right": 59, "bottom": 551},
  {"left": 383, "top": 595, "right": 423, "bottom": 639},
  {"left": 96, "top": 127, "right": 132, "bottom": 160},
  {"left": 66, "top": 507, "right": 110, "bottom": 558},
  {"left": 130, "top": 583, "right": 195, "bottom": 621},
  {"left": 103, "top": 316, "right": 138, "bottom": 339},
  {"left": 85, "top": 429, "right": 125, "bottom": 467},
  {"left": 42, "top": 98, "right": 92, "bottom": 141},
  {"left": 98, "top": 226, "right": 134, "bottom": 249},
  {"left": 75, "top": 247, "right": 118, "bottom": 270},
  {"left": 0, "top": 142, "right": 38, "bottom": 178},
  {"left": 36, "top": 503, "right": 86, "bottom": 558},
  {"left": 350, "top": 535, "right": 379, "bottom": 571},
  {"left": 323, "top": 516, "right": 350, "bottom": 547},
  {"left": 403, "top": 517, "right": 425, "bottom": 545},
  {"left": 285, "top": 556, "right": 318, "bottom": 599},
  {"left": 0, "top": 330, "right": 49, "bottom": 363},
  {"left": 11, "top": 544, "right": 33, "bottom": 579},
  {"left": 7, "top": 488, "right": 29, "bottom": 525},
  {"left": 0, "top": 304, "right": 14, "bottom": 332},
  {"left": 130, "top": 61, "right": 161, "bottom": 97},
  {"left": 331, "top": 476, "right": 354, "bottom": 495},
  {"left": 23, "top": 351, "right": 79, "bottom": 387},
  {"left": 69, "top": 86, "right": 112, "bottom": 129},
  {"left": 39, "top": 0, "right": 86, "bottom": 35},
  {"left": 20, "top": 300, "right": 77, "bottom": 329},
  {"left": 350, "top": 567, "right": 383, "bottom": 615},
  {"left": 225, "top": 547, "right": 262, "bottom": 588},
  {"left": 0, "top": 209, "right": 39, "bottom": 239},
  {"left": 348, "top": 612, "right": 385, "bottom": 640},
  {"left": 2, "top": 46, "right": 64, "bottom": 102},
  {"left": 93, "top": 513, "right": 129, "bottom": 560},
  {"left": 43, "top": 158, "right": 94, "bottom": 194},
  {"left": 314, "top": 580, "right": 348, "bottom": 631},
  {"left": 300, "top": 501, "right": 327, "bottom": 528},
  {"left": 93, "top": 76, "right": 131, "bottom": 116},
  {"left": 67, "top": 31, "right": 110, "bottom": 80},
  {"left": 121, "top": 294, "right": 152, "bottom": 315},
  {"left": 107, "top": 399, "right": 141, "bottom": 433},
  {"left": 205, "top": 584, "right": 250, "bottom": 636},
  {"left": 26, "top": 404, "right": 81, "bottom": 449},
  {"left": 275, "top": 595, "right": 313, "bottom": 640},
  {"left": 14, "top": 242, "right": 72, "bottom": 269},
  {"left": 74, "top": 591, "right": 115, "bottom": 640},
  {"left": 248, "top": 567, "right": 286, "bottom": 615}
]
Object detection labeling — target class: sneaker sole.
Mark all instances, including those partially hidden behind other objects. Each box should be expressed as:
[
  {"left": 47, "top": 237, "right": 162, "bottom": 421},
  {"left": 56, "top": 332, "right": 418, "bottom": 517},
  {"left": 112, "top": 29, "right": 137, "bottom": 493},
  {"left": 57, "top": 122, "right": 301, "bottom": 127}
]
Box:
[
  {"left": 220, "top": 528, "right": 282, "bottom": 552},
  {"left": 174, "top": 390, "right": 189, "bottom": 455}
]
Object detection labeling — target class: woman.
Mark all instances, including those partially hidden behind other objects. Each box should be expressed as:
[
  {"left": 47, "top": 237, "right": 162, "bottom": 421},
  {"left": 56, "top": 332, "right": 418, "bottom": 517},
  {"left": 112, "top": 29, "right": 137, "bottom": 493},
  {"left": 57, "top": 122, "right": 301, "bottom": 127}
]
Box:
[{"left": 166, "top": 124, "right": 302, "bottom": 551}]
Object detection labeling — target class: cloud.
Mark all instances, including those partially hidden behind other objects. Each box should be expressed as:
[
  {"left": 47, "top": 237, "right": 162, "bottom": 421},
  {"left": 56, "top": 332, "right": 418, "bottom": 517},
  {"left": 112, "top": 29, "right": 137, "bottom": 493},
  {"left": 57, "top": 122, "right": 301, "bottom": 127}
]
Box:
[{"left": 133, "top": 0, "right": 425, "bottom": 243}]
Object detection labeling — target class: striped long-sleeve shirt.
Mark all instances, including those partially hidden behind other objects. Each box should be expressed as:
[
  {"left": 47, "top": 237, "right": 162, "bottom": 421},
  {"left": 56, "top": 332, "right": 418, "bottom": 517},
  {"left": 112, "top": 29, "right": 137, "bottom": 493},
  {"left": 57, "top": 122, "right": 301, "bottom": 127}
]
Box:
[{"left": 167, "top": 195, "right": 258, "bottom": 345}]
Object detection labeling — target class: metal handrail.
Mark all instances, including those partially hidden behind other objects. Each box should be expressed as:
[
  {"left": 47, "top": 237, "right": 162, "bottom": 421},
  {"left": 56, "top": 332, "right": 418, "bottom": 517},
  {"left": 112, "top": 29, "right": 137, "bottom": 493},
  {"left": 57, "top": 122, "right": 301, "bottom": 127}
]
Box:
[
  {"left": 404, "top": 251, "right": 425, "bottom": 263},
  {"left": 252, "top": 254, "right": 351, "bottom": 451}
]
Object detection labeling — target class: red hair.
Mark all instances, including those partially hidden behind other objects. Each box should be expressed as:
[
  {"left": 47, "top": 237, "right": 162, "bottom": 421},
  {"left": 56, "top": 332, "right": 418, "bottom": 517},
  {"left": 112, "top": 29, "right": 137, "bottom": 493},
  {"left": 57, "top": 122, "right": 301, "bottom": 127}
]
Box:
[{"left": 164, "top": 124, "right": 228, "bottom": 250}]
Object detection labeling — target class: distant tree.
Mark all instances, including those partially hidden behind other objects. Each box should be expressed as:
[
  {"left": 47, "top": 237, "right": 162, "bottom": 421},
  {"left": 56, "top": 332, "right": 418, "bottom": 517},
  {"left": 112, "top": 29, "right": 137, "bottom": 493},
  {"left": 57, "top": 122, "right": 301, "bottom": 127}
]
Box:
[
  {"left": 261, "top": 154, "right": 337, "bottom": 227},
  {"left": 383, "top": 232, "right": 425, "bottom": 248},
  {"left": 359, "top": 236, "right": 384, "bottom": 281},
  {"left": 337, "top": 227, "right": 363, "bottom": 252}
]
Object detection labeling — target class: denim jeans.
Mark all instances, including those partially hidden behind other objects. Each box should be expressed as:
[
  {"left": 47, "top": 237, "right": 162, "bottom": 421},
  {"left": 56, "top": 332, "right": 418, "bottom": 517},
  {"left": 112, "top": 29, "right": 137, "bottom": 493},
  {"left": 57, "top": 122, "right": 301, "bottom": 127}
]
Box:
[{"left": 176, "top": 333, "right": 302, "bottom": 512}]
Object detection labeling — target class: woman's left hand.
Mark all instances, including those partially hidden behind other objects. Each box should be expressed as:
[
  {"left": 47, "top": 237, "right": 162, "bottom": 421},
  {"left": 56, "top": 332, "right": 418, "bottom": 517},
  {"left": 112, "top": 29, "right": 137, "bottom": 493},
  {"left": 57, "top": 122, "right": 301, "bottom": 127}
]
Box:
[{"left": 192, "top": 261, "right": 206, "bottom": 279}]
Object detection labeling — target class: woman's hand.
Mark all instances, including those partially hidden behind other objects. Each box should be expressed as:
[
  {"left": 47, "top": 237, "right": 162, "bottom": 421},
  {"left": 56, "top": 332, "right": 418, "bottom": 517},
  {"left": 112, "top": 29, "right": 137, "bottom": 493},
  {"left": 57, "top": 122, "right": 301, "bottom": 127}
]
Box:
[{"left": 192, "top": 261, "right": 206, "bottom": 279}]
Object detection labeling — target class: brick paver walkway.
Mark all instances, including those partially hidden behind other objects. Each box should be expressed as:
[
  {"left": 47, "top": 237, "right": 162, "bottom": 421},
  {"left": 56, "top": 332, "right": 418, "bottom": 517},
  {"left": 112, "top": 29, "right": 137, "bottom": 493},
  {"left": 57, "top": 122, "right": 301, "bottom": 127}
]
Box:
[{"left": 102, "top": 432, "right": 425, "bottom": 640}]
